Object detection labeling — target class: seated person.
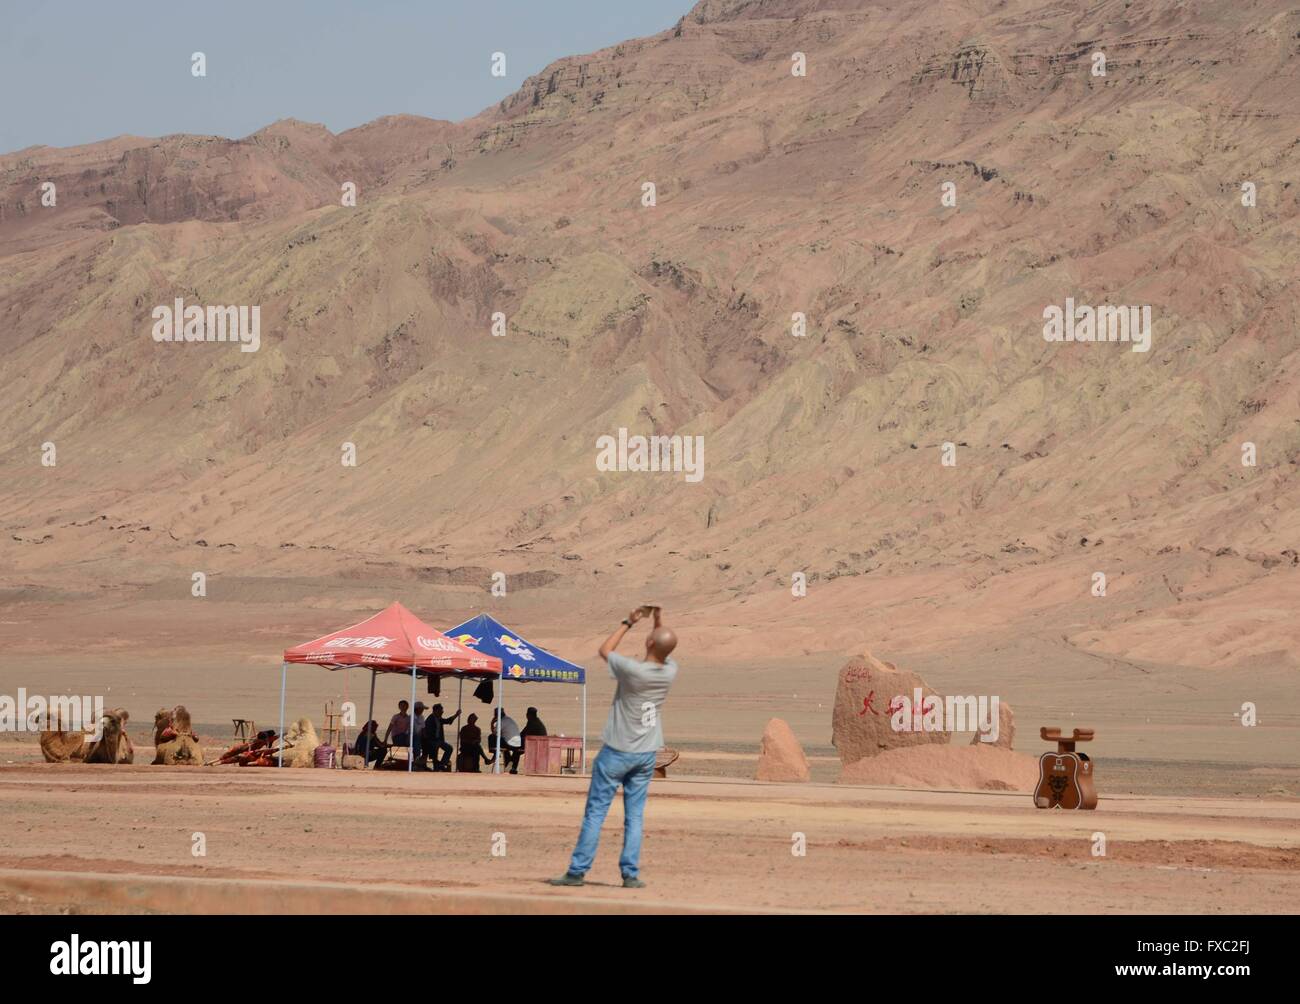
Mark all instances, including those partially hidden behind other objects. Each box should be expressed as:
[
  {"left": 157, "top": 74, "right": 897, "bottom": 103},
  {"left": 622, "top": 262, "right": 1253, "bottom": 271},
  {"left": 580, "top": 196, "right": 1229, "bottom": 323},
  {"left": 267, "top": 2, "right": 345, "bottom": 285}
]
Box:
[
  {"left": 521, "top": 706, "right": 547, "bottom": 740},
  {"left": 517, "top": 706, "right": 547, "bottom": 771},
  {"left": 353, "top": 720, "right": 386, "bottom": 766},
  {"left": 490, "top": 709, "right": 524, "bottom": 774},
  {"left": 411, "top": 702, "right": 427, "bottom": 767},
  {"left": 383, "top": 700, "right": 411, "bottom": 748}
]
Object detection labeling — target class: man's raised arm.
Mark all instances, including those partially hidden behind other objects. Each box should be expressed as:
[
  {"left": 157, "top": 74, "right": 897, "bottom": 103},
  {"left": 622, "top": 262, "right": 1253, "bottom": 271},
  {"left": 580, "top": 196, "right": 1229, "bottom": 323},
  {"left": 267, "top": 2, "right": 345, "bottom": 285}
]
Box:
[{"left": 598, "top": 608, "right": 645, "bottom": 660}]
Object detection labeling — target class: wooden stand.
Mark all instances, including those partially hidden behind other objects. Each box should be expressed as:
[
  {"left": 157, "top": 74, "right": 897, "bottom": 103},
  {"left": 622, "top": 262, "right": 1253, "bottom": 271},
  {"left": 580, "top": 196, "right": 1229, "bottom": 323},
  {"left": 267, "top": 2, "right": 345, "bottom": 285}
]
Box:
[
  {"left": 323, "top": 701, "right": 345, "bottom": 766},
  {"left": 1034, "top": 727, "right": 1098, "bottom": 810}
]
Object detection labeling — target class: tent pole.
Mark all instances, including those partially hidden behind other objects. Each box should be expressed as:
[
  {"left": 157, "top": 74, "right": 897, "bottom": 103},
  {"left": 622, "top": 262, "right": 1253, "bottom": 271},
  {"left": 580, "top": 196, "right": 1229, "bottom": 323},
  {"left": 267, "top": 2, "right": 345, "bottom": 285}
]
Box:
[
  {"left": 365, "top": 669, "right": 377, "bottom": 765},
  {"left": 581, "top": 681, "right": 587, "bottom": 776},
  {"left": 278, "top": 662, "right": 287, "bottom": 768},
  {"left": 455, "top": 676, "right": 463, "bottom": 772},
  {"left": 493, "top": 674, "right": 503, "bottom": 774},
  {"left": 408, "top": 664, "right": 417, "bottom": 773}
]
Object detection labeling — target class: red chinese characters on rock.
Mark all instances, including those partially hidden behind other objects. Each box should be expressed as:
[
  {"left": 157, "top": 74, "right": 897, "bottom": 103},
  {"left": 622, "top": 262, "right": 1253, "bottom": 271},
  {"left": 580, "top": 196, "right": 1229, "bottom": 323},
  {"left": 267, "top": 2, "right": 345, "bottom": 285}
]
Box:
[
  {"left": 833, "top": 650, "right": 949, "bottom": 763},
  {"left": 859, "top": 691, "right": 937, "bottom": 718}
]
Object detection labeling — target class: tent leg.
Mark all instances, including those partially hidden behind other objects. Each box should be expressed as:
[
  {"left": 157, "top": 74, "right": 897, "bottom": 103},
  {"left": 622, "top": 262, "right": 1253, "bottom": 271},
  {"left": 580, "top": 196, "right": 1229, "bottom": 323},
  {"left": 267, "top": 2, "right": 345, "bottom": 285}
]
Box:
[
  {"left": 455, "top": 677, "right": 463, "bottom": 771},
  {"left": 364, "top": 669, "right": 377, "bottom": 765},
  {"left": 581, "top": 682, "right": 587, "bottom": 776},
  {"left": 493, "top": 676, "right": 503, "bottom": 774},
  {"left": 278, "top": 663, "right": 287, "bottom": 768},
  {"left": 409, "top": 664, "right": 417, "bottom": 773}
]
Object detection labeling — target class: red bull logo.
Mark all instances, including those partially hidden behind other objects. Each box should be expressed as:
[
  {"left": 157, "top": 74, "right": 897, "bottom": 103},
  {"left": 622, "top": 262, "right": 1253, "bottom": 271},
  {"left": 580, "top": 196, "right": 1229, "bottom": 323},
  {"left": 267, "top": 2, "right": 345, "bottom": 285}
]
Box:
[
  {"left": 452, "top": 634, "right": 481, "bottom": 647},
  {"left": 509, "top": 664, "right": 526, "bottom": 679},
  {"left": 497, "top": 635, "right": 536, "bottom": 661}
]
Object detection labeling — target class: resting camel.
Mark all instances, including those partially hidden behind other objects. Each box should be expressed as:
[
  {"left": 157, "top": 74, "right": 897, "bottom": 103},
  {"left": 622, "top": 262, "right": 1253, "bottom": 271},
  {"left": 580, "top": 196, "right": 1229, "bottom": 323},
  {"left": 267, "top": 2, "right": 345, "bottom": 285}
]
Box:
[
  {"left": 278, "top": 717, "right": 320, "bottom": 767},
  {"left": 153, "top": 705, "right": 203, "bottom": 766},
  {"left": 82, "top": 708, "right": 135, "bottom": 764},
  {"left": 153, "top": 708, "right": 172, "bottom": 746},
  {"left": 39, "top": 715, "right": 89, "bottom": 763}
]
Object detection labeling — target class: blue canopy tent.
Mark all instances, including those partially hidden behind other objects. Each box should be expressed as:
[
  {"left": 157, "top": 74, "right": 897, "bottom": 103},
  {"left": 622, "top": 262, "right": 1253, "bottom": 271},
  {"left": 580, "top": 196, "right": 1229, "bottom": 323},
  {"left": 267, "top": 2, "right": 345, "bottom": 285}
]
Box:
[{"left": 444, "top": 613, "right": 587, "bottom": 775}]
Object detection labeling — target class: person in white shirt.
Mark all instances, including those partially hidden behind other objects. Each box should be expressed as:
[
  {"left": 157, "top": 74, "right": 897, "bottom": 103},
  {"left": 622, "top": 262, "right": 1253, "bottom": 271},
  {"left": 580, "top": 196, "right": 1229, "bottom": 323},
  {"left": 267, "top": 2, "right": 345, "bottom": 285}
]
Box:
[{"left": 490, "top": 709, "right": 523, "bottom": 773}]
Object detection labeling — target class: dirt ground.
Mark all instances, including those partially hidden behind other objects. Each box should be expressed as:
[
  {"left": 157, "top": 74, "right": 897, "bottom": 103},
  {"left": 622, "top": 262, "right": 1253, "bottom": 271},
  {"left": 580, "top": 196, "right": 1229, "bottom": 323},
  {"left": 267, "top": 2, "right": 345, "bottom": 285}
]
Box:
[{"left": 1, "top": 760, "right": 1296, "bottom": 915}]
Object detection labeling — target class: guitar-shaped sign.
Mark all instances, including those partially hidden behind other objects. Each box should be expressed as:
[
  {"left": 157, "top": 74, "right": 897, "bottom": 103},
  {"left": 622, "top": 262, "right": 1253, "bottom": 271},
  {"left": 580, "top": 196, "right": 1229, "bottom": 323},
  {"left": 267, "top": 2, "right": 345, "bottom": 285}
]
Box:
[{"left": 1034, "top": 727, "right": 1098, "bottom": 810}]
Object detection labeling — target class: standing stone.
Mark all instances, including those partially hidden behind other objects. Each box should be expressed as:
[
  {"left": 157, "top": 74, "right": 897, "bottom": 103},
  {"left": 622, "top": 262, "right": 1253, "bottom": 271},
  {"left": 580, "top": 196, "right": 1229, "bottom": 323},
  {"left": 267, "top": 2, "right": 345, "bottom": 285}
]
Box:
[
  {"left": 831, "top": 651, "right": 948, "bottom": 765},
  {"left": 756, "top": 718, "right": 810, "bottom": 782},
  {"left": 969, "top": 700, "right": 1016, "bottom": 749}
]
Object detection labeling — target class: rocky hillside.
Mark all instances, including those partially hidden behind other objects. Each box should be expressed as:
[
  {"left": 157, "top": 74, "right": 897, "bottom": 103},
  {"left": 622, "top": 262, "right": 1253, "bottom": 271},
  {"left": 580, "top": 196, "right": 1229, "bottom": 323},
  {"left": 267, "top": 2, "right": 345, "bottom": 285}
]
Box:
[{"left": 2, "top": 0, "right": 1298, "bottom": 670}]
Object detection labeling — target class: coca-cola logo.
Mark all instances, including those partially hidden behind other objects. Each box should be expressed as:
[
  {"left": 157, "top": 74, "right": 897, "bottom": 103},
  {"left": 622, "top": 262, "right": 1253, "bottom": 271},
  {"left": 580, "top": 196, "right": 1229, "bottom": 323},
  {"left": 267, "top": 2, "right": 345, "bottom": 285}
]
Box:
[
  {"left": 326, "top": 636, "right": 394, "bottom": 650},
  {"left": 417, "top": 635, "right": 459, "bottom": 652}
]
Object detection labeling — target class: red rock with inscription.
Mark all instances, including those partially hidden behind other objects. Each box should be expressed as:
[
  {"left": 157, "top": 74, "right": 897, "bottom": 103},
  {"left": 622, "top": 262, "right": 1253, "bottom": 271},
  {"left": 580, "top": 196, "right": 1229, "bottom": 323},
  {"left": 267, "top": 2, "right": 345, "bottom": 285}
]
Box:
[{"left": 832, "top": 650, "right": 949, "bottom": 765}]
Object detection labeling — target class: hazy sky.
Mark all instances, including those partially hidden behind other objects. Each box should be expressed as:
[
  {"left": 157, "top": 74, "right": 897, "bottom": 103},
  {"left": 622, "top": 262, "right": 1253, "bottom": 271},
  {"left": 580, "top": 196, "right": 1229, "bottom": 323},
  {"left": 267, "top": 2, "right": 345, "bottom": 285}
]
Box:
[{"left": 0, "top": 0, "right": 693, "bottom": 154}]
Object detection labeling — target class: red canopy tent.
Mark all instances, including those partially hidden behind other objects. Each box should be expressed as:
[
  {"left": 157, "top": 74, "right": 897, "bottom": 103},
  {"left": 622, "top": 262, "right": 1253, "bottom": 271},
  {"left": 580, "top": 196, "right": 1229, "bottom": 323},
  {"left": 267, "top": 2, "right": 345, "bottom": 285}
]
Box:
[{"left": 280, "top": 602, "right": 502, "bottom": 770}]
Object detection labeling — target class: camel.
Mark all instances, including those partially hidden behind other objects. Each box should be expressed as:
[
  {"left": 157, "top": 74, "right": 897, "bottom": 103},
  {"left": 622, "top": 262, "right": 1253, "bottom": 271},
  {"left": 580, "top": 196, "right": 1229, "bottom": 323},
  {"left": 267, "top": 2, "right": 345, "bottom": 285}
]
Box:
[
  {"left": 39, "top": 720, "right": 88, "bottom": 763},
  {"left": 153, "top": 704, "right": 203, "bottom": 766},
  {"left": 82, "top": 708, "right": 134, "bottom": 764},
  {"left": 153, "top": 708, "right": 172, "bottom": 746},
  {"left": 39, "top": 708, "right": 121, "bottom": 764},
  {"left": 278, "top": 717, "right": 320, "bottom": 767}
]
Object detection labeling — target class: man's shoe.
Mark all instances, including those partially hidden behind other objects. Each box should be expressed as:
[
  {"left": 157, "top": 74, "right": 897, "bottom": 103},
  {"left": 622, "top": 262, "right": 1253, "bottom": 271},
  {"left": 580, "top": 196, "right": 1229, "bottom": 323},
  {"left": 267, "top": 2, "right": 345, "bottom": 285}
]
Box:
[
  {"left": 622, "top": 877, "right": 646, "bottom": 889},
  {"left": 548, "top": 873, "right": 585, "bottom": 887}
]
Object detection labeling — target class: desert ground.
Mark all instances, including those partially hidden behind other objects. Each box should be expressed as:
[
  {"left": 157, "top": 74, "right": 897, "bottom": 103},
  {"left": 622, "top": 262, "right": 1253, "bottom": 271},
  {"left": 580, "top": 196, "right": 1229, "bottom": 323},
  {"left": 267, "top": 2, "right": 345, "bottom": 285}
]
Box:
[
  {"left": 1, "top": 600, "right": 1297, "bottom": 915},
  {"left": 2, "top": 758, "right": 1297, "bottom": 915}
]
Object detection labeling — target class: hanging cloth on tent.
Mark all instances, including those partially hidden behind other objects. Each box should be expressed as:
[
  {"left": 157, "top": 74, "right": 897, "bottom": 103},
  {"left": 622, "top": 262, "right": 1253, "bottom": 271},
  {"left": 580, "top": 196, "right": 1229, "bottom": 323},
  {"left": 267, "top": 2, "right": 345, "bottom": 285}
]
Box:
[
  {"left": 472, "top": 679, "right": 494, "bottom": 705},
  {"left": 426, "top": 676, "right": 441, "bottom": 696}
]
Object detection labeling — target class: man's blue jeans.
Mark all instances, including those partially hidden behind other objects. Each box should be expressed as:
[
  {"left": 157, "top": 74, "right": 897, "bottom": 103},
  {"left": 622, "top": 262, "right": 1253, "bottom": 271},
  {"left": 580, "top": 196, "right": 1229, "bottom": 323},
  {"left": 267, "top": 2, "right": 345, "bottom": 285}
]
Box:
[{"left": 567, "top": 745, "right": 657, "bottom": 879}]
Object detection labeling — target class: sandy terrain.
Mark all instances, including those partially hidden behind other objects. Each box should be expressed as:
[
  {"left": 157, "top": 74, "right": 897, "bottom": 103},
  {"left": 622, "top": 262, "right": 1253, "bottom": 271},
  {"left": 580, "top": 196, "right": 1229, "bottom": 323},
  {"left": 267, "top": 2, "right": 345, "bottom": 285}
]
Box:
[{"left": 1, "top": 762, "right": 1296, "bottom": 915}]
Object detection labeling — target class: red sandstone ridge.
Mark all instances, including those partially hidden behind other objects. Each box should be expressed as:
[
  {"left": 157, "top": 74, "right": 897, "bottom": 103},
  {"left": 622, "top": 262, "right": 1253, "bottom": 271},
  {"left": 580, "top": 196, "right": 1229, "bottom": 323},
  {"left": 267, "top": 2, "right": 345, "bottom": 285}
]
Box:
[{"left": 2, "top": 0, "right": 1298, "bottom": 680}]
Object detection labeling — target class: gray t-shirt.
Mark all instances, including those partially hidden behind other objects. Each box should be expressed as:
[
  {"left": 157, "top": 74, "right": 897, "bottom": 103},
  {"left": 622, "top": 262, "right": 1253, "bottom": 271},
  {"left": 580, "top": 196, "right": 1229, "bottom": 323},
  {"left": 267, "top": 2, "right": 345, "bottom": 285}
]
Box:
[
  {"left": 493, "top": 715, "right": 522, "bottom": 748},
  {"left": 602, "top": 652, "right": 679, "bottom": 754}
]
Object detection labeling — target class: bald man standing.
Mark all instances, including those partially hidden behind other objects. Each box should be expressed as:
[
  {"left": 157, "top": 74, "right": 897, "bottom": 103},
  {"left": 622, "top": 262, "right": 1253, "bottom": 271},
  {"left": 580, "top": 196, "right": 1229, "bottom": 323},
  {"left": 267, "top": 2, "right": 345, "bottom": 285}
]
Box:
[{"left": 550, "top": 606, "right": 678, "bottom": 889}]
